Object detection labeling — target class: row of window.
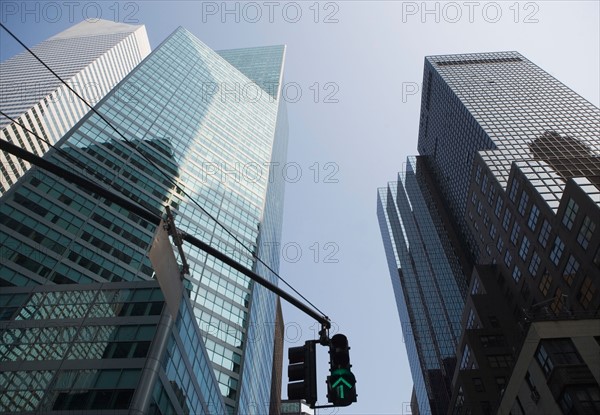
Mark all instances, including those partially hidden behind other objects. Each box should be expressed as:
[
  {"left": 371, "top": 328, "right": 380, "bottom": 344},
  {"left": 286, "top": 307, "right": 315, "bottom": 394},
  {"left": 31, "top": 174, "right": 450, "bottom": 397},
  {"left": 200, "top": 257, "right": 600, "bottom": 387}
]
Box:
[{"left": 470, "top": 169, "right": 598, "bottom": 310}]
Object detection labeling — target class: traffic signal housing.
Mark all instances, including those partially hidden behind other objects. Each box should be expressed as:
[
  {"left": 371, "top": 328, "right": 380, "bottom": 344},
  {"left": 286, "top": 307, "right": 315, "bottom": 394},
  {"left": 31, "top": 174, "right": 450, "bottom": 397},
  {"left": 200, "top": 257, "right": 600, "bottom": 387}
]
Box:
[
  {"left": 327, "top": 333, "right": 357, "bottom": 406},
  {"left": 287, "top": 341, "right": 317, "bottom": 406}
]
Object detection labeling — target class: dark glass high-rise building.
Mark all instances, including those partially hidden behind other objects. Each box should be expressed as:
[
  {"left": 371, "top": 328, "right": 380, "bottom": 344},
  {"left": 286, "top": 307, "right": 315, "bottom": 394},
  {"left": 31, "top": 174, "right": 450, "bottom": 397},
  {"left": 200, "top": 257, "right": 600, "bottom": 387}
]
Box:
[
  {"left": 378, "top": 52, "right": 600, "bottom": 415},
  {"left": 1, "top": 25, "right": 288, "bottom": 415}
]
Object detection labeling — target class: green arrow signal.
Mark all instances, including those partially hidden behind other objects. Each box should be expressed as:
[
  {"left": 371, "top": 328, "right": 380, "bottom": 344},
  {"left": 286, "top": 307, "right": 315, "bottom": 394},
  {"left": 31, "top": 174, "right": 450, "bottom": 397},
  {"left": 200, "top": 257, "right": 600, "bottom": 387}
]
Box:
[
  {"left": 332, "top": 376, "right": 352, "bottom": 399},
  {"left": 332, "top": 377, "right": 352, "bottom": 389}
]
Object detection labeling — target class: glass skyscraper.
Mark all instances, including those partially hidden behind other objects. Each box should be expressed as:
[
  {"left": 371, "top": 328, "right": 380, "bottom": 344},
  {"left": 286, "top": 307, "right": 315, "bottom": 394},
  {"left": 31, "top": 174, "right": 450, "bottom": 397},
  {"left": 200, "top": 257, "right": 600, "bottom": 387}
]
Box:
[
  {"left": 417, "top": 52, "right": 599, "bottom": 258},
  {"left": 0, "top": 19, "right": 151, "bottom": 194},
  {"left": 378, "top": 52, "right": 599, "bottom": 414},
  {"left": 377, "top": 157, "right": 467, "bottom": 415},
  {"left": 0, "top": 26, "right": 288, "bottom": 415}
]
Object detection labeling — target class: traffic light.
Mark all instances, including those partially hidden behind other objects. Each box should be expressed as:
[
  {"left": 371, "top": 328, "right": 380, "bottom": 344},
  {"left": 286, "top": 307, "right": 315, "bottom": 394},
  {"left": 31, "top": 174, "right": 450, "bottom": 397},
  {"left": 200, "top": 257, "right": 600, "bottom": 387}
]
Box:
[
  {"left": 287, "top": 341, "right": 317, "bottom": 406},
  {"left": 327, "top": 333, "right": 357, "bottom": 406}
]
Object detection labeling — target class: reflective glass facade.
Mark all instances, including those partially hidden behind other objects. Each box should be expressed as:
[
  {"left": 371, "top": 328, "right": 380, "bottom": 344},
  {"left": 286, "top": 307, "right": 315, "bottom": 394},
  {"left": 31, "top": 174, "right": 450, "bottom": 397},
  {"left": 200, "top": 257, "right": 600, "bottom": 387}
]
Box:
[
  {"left": 377, "top": 157, "right": 466, "bottom": 415},
  {"left": 418, "top": 51, "right": 599, "bottom": 232},
  {"left": 0, "top": 26, "right": 288, "bottom": 414},
  {"left": 0, "top": 281, "right": 225, "bottom": 414}
]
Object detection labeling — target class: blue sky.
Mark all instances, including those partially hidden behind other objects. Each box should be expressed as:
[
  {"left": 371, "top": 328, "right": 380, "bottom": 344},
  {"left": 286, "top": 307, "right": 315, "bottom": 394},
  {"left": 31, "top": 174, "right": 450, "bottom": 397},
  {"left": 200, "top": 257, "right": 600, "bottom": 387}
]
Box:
[{"left": 1, "top": 1, "right": 599, "bottom": 413}]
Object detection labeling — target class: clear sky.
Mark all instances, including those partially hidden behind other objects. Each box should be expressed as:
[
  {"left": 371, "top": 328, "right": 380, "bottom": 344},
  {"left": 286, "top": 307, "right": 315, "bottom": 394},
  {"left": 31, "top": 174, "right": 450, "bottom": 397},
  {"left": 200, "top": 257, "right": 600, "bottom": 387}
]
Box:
[{"left": 1, "top": 1, "right": 599, "bottom": 414}]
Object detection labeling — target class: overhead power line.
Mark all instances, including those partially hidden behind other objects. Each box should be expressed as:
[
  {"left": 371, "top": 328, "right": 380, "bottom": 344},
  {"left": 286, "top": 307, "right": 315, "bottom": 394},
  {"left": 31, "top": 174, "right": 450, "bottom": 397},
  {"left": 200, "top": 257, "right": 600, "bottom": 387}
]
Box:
[{"left": 0, "top": 22, "right": 328, "bottom": 318}]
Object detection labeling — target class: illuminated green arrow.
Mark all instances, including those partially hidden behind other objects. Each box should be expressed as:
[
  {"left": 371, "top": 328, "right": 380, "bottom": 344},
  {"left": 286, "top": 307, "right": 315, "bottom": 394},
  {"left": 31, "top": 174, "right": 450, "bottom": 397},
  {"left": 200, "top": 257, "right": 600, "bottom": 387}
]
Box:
[{"left": 332, "top": 376, "right": 352, "bottom": 398}]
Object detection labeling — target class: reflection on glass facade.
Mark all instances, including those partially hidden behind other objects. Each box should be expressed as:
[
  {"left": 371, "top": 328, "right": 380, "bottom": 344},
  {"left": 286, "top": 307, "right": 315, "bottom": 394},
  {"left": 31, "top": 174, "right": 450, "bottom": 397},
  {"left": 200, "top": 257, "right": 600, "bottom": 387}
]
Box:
[
  {"left": 0, "top": 281, "right": 225, "bottom": 414},
  {"left": 0, "top": 26, "right": 287, "bottom": 414},
  {"left": 418, "top": 51, "right": 599, "bottom": 229},
  {"left": 377, "top": 157, "right": 466, "bottom": 415}
]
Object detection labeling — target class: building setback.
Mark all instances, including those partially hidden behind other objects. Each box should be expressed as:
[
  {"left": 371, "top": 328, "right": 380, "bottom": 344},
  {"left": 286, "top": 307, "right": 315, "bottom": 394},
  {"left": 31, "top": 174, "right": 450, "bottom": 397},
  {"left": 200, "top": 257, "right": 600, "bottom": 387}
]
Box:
[
  {"left": 0, "top": 25, "right": 289, "bottom": 415},
  {"left": 378, "top": 52, "right": 600, "bottom": 415},
  {"left": 0, "top": 19, "right": 151, "bottom": 194}
]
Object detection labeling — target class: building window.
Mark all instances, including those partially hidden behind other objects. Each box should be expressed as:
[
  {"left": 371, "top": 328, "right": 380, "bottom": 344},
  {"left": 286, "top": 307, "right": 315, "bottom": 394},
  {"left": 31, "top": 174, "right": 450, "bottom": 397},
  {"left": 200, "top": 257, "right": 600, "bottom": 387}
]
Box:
[
  {"left": 471, "top": 191, "right": 477, "bottom": 206},
  {"left": 488, "top": 185, "right": 496, "bottom": 206},
  {"left": 477, "top": 200, "right": 483, "bottom": 216},
  {"left": 502, "top": 209, "right": 512, "bottom": 231},
  {"left": 494, "top": 196, "right": 503, "bottom": 218},
  {"left": 509, "top": 179, "right": 519, "bottom": 202},
  {"left": 460, "top": 344, "right": 472, "bottom": 370},
  {"left": 518, "top": 191, "right": 529, "bottom": 216},
  {"left": 539, "top": 271, "right": 552, "bottom": 296},
  {"left": 496, "top": 236, "right": 504, "bottom": 253},
  {"left": 488, "top": 354, "right": 512, "bottom": 368},
  {"left": 538, "top": 220, "right": 551, "bottom": 248},
  {"left": 510, "top": 222, "right": 521, "bottom": 245},
  {"left": 578, "top": 277, "right": 596, "bottom": 308},
  {"left": 472, "top": 277, "right": 480, "bottom": 295},
  {"left": 528, "top": 205, "right": 539, "bottom": 231},
  {"left": 535, "top": 343, "right": 552, "bottom": 377},
  {"left": 577, "top": 216, "right": 596, "bottom": 250},
  {"left": 550, "top": 236, "right": 565, "bottom": 266},
  {"left": 512, "top": 266, "right": 522, "bottom": 283},
  {"left": 562, "top": 198, "right": 579, "bottom": 230},
  {"left": 526, "top": 371, "right": 538, "bottom": 397},
  {"left": 475, "top": 165, "right": 482, "bottom": 184},
  {"left": 563, "top": 255, "right": 579, "bottom": 286},
  {"left": 467, "top": 309, "right": 479, "bottom": 329},
  {"left": 528, "top": 251, "right": 541, "bottom": 277},
  {"left": 519, "top": 235, "right": 530, "bottom": 260},
  {"left": 481, "top": 174, "right": 488, "bottom": 195},
  {"left": 535, "top": 339, "right": 581, "bottom": 378},
  {"left": 489, "top": 223, "right": 497, "bottom": 239},
  {"left": 504, "top": 250, "right": 512, "bottom": 267}
]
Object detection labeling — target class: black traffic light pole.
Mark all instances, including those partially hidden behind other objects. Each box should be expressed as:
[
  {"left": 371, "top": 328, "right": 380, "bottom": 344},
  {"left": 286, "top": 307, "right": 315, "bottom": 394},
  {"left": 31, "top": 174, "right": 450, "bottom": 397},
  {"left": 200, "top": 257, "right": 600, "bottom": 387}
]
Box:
[{"left": 0, "top": 139, "right": 331, "bottom": 330}]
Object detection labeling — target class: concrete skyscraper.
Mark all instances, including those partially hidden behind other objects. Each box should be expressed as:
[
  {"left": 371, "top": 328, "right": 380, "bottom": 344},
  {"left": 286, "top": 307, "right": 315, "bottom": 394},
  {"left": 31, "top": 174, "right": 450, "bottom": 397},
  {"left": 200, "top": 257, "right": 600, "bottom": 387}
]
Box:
[
  {"left": 378, "top": 52, "right": 599, "bottom": 414},
  {"left": 0, "top": 19, "right": 151, "bottom": 194},
  {"left": 0, "top": 25, "right": 288, "bottom": 415}
]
